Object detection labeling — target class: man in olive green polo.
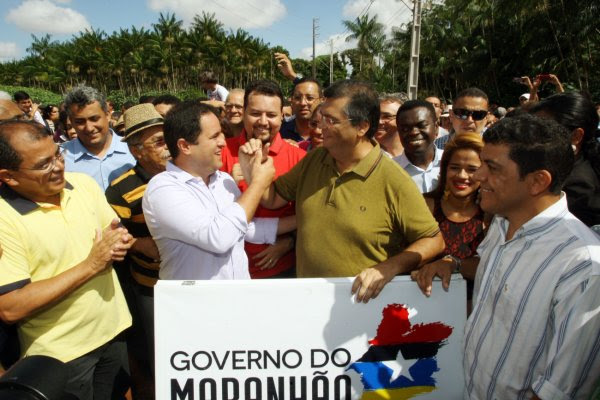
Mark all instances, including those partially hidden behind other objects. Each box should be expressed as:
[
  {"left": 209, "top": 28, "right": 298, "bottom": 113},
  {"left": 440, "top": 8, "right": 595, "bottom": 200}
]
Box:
[{"left": 239, "top": 80, "right": 444, "bottom": 302}]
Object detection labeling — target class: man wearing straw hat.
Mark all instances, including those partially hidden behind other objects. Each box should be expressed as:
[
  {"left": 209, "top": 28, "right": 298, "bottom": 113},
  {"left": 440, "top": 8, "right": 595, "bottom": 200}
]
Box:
[{"left": 105, "top": 104, "right": 169, "bottom": 386}]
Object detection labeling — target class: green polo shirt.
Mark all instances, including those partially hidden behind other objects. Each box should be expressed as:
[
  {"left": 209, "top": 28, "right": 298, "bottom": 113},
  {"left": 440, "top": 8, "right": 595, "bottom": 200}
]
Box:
[{"left": 274, "top": 143, "right": 439, "bottom": 277}]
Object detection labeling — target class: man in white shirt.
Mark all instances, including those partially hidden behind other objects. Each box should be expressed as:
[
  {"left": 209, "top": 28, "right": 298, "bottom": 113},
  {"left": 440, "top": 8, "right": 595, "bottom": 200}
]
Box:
[
  {"left": 142, "top": 101, "right": 278, "bottom": 280},
  {"left": 413, "top": 114, "right": 600, "bottom": 398},
  {"left": 201, "top": 72, "right": 229, "bottom": 102},
  {"left": 13, "top": 91, "right": 44, "bottom": 126},
  {"left": 394, "top": 100, "right": 442, "bottom": 193}
]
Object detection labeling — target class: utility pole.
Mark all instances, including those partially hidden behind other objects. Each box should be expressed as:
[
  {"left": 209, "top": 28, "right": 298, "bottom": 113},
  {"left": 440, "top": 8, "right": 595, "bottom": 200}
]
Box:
[
  {"left": 407, "top": 0, "right": 422, "bottom": 99},
  {"left": 312, "top": 18, "right": 319, "bottom": 79},
  {"left": 329, "top": 39, "right": 334, "bottom": 85}
]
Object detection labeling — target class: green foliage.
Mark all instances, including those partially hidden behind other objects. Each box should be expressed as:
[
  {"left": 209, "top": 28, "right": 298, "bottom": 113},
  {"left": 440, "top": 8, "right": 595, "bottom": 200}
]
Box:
[
  {"left": 1, "top": 3, "right": 598, "bottom": 104},
  {"left": 0, "top": 85, "right": 63, "bottom": 106}
]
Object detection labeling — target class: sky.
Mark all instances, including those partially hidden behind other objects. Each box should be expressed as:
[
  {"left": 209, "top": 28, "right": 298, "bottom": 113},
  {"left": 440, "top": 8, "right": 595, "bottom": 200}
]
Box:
[{"left": 0, "top": 0, "right": 414, "bottom": 62}]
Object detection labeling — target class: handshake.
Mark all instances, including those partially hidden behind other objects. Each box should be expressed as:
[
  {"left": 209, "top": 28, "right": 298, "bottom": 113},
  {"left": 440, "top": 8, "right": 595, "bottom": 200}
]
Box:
[{"left": 237, "top": 138, "right": 276, "bottom": 188}]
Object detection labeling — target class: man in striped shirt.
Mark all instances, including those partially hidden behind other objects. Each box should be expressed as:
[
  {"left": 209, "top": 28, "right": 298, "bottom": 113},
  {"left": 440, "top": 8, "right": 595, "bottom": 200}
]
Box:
[
  {"left": 105, "top": 103, "right": 169, "bottom": 387},
  {"left": 414, "top": 114, "right": 599, "bottom": 398}
]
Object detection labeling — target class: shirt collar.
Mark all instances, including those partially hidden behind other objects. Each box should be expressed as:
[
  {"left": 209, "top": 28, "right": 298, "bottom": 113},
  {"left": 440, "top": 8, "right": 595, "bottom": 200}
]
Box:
[
  {"left": 497, "top": 193, "right": 569, "bottom": 240},
  {"left": 0, "top": 181, "right": 74, "bottom": 215},
  {"left": 165, "top": 161, "right": 220, "bottom": 185},
  {"left": 134, "top": 163, "right": 153, "bottom": 183},
  {"left": 71, "top": 130, "right": 127, "bottom": 160},
  {"left": 238, "top": 131, "right": 284, "bottom": 156},
  {"left": 324, "top": 140, "right": 383, "bottom": 178},
  {"left": 395, "top": 146, "right": 442, "bottom": 171}
]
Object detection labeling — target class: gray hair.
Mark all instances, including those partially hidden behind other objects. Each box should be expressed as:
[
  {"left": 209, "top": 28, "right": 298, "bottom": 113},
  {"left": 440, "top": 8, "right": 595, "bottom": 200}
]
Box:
[
  {"left": 64, "top": 84, "right": 107, "bottom": 115},
  {"left": 379, "top": 94, "right": 404, "bottom": 105}
]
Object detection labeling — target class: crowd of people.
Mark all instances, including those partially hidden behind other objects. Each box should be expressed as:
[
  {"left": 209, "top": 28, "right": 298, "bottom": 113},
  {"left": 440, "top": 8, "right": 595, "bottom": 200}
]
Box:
[{"left": 0, "top": 53, "right": 598, "bottom": 400}]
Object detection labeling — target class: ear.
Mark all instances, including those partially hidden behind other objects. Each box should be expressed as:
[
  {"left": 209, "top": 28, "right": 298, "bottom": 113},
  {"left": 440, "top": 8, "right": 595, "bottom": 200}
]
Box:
[
  {"left": 356, "top": 120, "right": 370, "bottom": 138},
  {"left": 528, "top": 170, "right": 553, "bottom": 196},
  {"left": 0, "top": 169, "right": 19, "bottom": 187},
  {"left": 128, "top": 144, "right": 142, "bottom": 161},
  {"left": 571, "top": 127, "right": 584, "bottom": 147},
  {"left": 177, "top": 138, "right": 192, "bottom": 155}
]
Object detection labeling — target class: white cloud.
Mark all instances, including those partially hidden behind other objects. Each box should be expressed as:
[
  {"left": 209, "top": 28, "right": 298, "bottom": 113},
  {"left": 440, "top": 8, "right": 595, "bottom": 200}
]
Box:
[
  {"left": 0, "top": 42, "right": 19, "bottom": 60},
  {"left": 6, "top": 0, "right": 90, "bottom": 35},
  {"left": 53, "top": 0, "right": 72, "bottom": 3},
  {"left": 147, "top": 0, "right": 286, "bottom": 29},
  {"left": 299, "top": 33, "right": 357, "bottom": 60},
  {"left": 343, "top": 0, "right": 413, "bottom": 36}
]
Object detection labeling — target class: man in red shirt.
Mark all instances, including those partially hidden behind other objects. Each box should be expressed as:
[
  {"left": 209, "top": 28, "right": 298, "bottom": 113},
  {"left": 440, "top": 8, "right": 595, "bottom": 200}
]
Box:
[{"left": 221, "top": 80, "right": 305, "bottom": 278}]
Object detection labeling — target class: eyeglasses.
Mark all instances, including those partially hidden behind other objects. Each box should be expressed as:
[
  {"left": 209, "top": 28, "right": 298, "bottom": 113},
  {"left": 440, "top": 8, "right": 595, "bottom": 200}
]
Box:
[
  {"left": 379, "top": 113, "right": 397, "bottom": 122},
  {"left": 319, "top": 115, "right": 354, "bottom": 127},
  {"left": 453, "top": 108, "right": 488, "bottom": 121},
  {"left": 292, "top": 95, "right": 319, "bottom": 103},
  {"left": 20, "top": 147, "right": 66, "bottom": 173},
  {"left": 308, "top": 120, "right": 322, "bottom": 129}
]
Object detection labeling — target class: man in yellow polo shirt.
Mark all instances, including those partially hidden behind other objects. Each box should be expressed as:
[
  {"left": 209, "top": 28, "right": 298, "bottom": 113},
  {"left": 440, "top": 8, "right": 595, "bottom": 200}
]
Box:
[
  {"left": 0, "top": 120, "right": 134, "bottom": 399},
  {"left": 239, "top": 80, "right": 445, "bottom": 303}
]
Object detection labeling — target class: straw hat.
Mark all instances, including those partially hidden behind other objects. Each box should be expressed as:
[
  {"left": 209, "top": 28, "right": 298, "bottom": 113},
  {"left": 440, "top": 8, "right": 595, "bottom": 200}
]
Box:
[{"left": 121, "top": 103, "right": 164, "bottom": 142}]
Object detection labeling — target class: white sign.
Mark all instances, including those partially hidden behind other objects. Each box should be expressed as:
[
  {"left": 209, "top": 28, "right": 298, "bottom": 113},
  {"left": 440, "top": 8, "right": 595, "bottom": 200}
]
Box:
[{"left": 155, "top": 276, "right": 466, "bottom": 399}]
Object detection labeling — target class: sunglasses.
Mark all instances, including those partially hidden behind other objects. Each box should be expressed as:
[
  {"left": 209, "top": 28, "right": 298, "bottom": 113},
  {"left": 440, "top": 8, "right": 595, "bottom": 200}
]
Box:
[{"left": 453, "top": 108, "right": 488, "bottom": 121}]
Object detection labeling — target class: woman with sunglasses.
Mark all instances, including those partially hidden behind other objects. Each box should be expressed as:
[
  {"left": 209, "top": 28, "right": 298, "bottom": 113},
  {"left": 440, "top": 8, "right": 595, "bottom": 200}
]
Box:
[{"left": 413, "top": 132, "right": 489, "bottom": 310}]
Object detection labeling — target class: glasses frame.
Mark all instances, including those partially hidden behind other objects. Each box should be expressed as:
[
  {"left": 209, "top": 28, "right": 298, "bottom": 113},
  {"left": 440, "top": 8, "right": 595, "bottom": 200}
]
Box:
[
  {"left": 19, "top": 147, "right": 67, "bottom": 173},
  {"left": 319, "top": 116, "right": 355, "bottom": 127},
  {"left": 452, "top": 108, "right": 488, "bottom": 121}
]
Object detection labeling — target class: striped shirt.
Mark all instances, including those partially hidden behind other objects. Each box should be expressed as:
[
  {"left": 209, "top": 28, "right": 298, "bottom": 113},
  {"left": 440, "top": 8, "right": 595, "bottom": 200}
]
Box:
[
  {"left": 105, "top": 163, "right": 159, "bottom": 288},
  {"left": 434, "top": 130, "right": 453, "bottom": 150},
  {"left": 464, "top": 195, "right": 600, "bottom": 399}
]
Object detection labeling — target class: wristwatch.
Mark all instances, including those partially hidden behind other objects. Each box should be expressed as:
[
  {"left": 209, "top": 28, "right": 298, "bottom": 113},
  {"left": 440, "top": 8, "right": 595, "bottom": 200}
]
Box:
[
  {"left": 443, "top": 255, "right": 462, "bottom": 273},
  {"left": 292, "top": 73, "right": 304, "bottom": 85}
]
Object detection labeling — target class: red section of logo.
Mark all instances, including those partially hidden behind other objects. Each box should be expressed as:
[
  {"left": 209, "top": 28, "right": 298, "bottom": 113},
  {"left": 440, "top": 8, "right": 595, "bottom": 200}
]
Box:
[{"left": 368, "top": 304, "right": 453, "bottom": 346}]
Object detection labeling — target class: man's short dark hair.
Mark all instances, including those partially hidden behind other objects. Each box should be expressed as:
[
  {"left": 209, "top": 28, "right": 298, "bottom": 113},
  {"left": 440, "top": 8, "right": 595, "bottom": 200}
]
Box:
[
  {"left": 0, "top": 120, "right": 49, "bottom": 170},
  {"left": 201, "top": 72, "right": 219, "bottom": 84},
  {"left": 139, "top": 95, "right": 155, "bottom": 104},
  {"left": 164, "top": 101, "right": 220, "bottom": 159},
  {"left": 454, "top": 87, "right": 488, "bottom": 104},
  {"left": 323, "top": 80, "right": 380, "bottom": 139},
  {"left": 243, "top": 80, "right": 284, "bottom": 111},
  {"left": 483, "top": 113, "right": 573, "bottom": 194},
  {"left": 293, "top": 77, "right": 323, "bottom": 97},
  {"left": 13, "top": 91, "right": 30, "bottom": 102},
  {"left": 153, "top": 94, "right": 181, "bottom": 106},
  {"left": 397, "top": 100, "right": 437, "bottom": 124},
  {"left": 64, "top": 85, "right": 108, "bottom": 115}
]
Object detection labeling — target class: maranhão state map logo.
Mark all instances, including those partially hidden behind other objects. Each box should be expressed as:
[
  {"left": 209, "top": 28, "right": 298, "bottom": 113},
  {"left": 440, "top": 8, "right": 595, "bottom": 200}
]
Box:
[{"left": 348, "top": 304, "right": 453, "bottom": 399}]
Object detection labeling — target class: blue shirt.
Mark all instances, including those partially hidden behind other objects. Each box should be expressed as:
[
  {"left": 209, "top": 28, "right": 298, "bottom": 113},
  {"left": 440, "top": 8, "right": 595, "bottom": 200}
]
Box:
[
  {"left": 62, "top": 130, "right": 135, "bottom": 190},
  {"left": 280, "top": 117, "right": 304, "bottom": 142}
]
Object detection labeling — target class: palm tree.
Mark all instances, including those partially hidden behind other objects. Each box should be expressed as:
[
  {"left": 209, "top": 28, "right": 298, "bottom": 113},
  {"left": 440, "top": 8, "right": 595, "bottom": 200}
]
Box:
[
  {"left": 342, "top": 14, "right": 384, "bottom": 73},
  {"left": 152, "top": 13, "right": 183, "bottom": 91}
]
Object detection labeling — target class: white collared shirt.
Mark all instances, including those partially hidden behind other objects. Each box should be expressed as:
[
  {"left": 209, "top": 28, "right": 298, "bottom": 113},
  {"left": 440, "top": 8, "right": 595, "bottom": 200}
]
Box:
[
  {"left": 142, "top": 162, "right": 277, "bottom": 280},
  {"left": 464, "top": 194, "right": 600, "bottom": 399},
  {"left": 393, "top": 147, "right": 443, "bottom": 193}
]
